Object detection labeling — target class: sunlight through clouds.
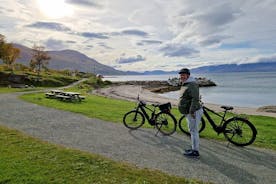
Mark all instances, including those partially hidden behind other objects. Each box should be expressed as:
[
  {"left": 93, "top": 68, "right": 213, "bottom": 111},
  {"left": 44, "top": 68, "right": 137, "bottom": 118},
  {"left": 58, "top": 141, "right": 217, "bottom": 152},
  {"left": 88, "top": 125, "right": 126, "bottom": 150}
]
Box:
[{"left": 36, "top": 0, "right": 74, "bottom": 19}]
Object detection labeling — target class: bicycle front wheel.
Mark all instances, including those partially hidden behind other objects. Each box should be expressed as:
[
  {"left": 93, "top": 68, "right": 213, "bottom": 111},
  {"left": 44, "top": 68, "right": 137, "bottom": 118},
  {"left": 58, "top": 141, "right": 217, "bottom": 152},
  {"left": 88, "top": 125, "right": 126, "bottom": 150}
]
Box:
[
  {"left": 155, "top": 112, "right": 177, "bottom": 136},
  {"left": 223, "top": 117, "right": 257, "bottom": 146},
  {"left": 178, "top": 115, "right": 206, "bottom": 136},
  {"left": 123, "top": 110, "right": 145, "bottom": 130}
]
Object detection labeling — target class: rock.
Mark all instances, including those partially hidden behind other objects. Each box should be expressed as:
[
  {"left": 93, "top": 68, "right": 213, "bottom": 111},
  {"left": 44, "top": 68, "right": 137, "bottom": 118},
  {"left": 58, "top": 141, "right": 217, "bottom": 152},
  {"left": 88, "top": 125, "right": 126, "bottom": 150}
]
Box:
[
  {"left": 168, "top": 77, "right": 216, "bottom": 87},
  {"left": 257, "top": 106, "right": 276, "bottom": 113},
  {"left": 196, "top": 77, "right": 216, "bottom": 87}
]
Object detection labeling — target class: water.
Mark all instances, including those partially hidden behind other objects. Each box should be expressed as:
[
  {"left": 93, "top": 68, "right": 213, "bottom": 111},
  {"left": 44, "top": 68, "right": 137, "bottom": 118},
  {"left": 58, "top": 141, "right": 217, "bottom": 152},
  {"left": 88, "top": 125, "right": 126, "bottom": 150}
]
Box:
[{"left": 104, "top": 72, "right": 276, "bottom": 108}]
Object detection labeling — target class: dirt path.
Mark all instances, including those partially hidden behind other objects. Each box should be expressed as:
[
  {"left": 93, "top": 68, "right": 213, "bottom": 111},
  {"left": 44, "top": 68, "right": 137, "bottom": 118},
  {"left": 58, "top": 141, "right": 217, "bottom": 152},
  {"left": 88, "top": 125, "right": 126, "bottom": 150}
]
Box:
[{"left": 0, "top": 92, "right": 275, "bottom": 184}]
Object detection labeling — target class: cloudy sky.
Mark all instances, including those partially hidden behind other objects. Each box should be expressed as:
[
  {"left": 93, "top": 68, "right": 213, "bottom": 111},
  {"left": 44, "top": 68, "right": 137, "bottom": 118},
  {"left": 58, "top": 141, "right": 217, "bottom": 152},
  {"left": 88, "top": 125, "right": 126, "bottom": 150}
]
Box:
[{"left": 1, "top": 0, "right": 276, "bottom": 72}]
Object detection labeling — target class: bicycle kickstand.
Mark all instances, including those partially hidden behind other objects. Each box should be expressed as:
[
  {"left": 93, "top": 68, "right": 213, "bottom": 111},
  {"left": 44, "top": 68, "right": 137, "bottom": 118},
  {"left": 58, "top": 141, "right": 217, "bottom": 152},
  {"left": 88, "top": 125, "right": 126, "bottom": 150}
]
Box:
[{"left": 155, "top": 127, "right": 161, "bottom": 136}]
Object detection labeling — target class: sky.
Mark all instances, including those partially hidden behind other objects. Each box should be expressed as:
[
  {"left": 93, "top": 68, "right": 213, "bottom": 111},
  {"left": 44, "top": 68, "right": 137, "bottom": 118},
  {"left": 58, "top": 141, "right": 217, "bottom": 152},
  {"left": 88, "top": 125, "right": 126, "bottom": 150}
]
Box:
[{"left": 1, "top": 0, "right": 276, "bottom": 72}]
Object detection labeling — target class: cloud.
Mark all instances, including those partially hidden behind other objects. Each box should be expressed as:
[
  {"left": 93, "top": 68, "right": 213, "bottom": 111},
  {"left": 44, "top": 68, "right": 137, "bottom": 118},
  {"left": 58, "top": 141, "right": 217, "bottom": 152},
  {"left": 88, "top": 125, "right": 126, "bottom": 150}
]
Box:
[
  {"left": 97, "top": 42, "right": 113, "bottom": 49},
  {"left": 242, "top": 54, "right": 276, "bottom": 64},
  {"left": 170, "top": 2, "right": 242, "bottom": 46},
  {"left": 25, "top": 22, "right": 71, "bottom": 32},
  {"left": 195, "top": 3, "right": 241, "bottom": 28},
  {"left": 116, "top": 54, "right": 146, "bottom": 64},
  {"left": 1, "top": 0, "right": 276, "bottom": 72},
  {"left": 45, "top": 39, "right": 66, "bottom": 50},
  {"left": 66, "top": 0, "right": 102, "bottom": 8},
  {"left": 86, "top": 45, "right": 94, "bottom": 48},
  {"left": 219, "top": 41, "right": 251, "bottom": 49},
  {"left": 25, "top": 22, "right": 109, "bottom": 39},
  {"left": 80, "top": 32, "right": 109, "bottom": 39},
  {"left": 137, "top": 40, "right": 162, "bottom": 46},
  {"left": 66, "top": 40, "right": 77, "bottom": 44},
  {"left": 199, "top": 35, "right": 231, "bottom": 47},
  {"left": 121, "top": 29, "right": 148, "bottom": 37},
  {"left": 160, "top": 44, "right": 199, "bottom": 57}
]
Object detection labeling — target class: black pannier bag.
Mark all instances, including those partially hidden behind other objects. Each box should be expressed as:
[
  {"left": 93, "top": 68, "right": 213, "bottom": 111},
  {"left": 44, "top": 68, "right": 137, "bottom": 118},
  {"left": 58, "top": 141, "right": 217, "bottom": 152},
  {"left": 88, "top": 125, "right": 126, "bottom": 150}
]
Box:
[{"left": 159, "top": 102, "right": 172, "bottom": 113}]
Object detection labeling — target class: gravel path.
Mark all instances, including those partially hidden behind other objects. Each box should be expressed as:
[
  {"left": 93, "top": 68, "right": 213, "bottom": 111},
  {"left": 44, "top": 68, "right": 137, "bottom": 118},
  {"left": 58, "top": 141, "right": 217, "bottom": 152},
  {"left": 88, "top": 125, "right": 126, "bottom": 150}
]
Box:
[{"left": 0, "top": 92, "right": 275, "bottom": 184}]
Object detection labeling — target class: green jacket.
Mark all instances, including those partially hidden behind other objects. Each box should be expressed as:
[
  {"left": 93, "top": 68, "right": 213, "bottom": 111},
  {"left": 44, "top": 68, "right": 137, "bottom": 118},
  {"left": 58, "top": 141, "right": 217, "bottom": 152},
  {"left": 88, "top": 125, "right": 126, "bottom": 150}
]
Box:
[{"left": 178, "top": 77, "right": 201, "bottom": 114}]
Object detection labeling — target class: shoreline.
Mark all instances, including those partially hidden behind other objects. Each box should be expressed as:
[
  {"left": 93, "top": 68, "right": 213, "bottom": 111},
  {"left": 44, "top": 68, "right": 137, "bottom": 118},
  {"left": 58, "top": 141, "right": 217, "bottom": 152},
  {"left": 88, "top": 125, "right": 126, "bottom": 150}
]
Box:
[{"left": 93, "top": 84, "right": 276, "bottom": 118}]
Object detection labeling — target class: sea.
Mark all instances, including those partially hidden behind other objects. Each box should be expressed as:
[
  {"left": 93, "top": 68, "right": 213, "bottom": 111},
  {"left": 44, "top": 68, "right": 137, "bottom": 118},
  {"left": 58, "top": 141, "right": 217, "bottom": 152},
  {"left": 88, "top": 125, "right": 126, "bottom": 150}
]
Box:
[{"left": 104, "top": 72, "right": 276, "bottom": 108}]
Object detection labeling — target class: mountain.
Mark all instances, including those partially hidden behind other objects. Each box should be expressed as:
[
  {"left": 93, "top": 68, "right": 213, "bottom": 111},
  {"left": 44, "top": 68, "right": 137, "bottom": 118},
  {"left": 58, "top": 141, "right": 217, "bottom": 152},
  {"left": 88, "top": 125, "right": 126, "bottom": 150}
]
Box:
[
  {"left": 142, "top": 70, "right": 176, "bottom": 75},
  {"left": 133, "top": 62, "right": 276, "bottom": 75},
  {"left": 13, "top": 44, "right": 133, "bottom": 75},
  {"left": 7, "top": 44, "right": 276, "bottom": 75},
  {"left": 191, "top": 62, "right": 276, "bottom": 73}
]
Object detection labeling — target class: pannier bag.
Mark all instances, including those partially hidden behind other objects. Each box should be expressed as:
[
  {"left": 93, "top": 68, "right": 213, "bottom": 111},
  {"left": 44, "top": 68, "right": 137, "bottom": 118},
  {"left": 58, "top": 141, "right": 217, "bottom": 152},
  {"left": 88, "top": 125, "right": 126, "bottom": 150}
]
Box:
[{"left": 159, "top": 102, "right": 172, "bottom": 113}]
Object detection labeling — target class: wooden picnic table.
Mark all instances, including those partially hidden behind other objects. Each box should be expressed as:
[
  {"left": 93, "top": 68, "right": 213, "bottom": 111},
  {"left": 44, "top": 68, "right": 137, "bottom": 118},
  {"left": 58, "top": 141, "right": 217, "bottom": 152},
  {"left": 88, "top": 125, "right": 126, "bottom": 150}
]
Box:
[
  {"left": 50, "top": 89, "right": 63, "bottom": 94},
  {"left": 45, "top": 90, "right": 85, "bottom": 102}
]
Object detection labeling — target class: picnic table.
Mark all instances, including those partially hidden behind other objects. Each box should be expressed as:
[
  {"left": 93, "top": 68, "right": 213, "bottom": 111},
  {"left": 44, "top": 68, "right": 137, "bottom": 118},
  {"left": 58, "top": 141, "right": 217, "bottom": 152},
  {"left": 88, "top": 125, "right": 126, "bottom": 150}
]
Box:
[{"left": 45, "top": 90, "right": 85, "bottom": 102}]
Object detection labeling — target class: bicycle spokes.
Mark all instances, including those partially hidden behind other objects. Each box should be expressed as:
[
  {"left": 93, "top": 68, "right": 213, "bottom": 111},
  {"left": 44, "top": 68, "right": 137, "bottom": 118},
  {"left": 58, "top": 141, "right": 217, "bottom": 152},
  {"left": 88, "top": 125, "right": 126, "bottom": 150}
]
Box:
[
  {"left": 123, "top": 111, "right": 145, "bottom": 130},
  {"left": 155, "top": 112, "right": 177, "bottom": 136},
  {"left": 224, "top": 118, "right": 256, "bottom": 146}
]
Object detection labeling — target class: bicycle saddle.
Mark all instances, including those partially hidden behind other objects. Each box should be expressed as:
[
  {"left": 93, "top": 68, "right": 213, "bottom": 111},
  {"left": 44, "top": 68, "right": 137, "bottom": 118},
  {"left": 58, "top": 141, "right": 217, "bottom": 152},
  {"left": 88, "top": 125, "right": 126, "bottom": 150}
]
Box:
[{"left": 221, "top": 105, "right": 234, "bottom": 110}]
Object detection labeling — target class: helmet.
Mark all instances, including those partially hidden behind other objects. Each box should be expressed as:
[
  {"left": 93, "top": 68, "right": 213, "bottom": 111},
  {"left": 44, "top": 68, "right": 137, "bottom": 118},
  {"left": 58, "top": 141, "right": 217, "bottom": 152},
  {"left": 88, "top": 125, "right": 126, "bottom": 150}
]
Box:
[{"left": 178, "top": 68, "right": 190, "bottom": 75}]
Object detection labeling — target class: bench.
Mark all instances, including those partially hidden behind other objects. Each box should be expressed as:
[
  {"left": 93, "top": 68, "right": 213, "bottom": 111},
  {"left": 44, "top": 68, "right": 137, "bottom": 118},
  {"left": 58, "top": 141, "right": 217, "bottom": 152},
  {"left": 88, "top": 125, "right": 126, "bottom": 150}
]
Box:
[
  {"left": 45, "top": 92, "right": 55, "bottom": 98},
  {"left": 45, "top": 90, "right": 85, "bottom": 102},
  {"left": 79, "top": 95, "right": 86, "bottom": 100},
  {"left": 55, "top": 94, "right": 71, "bottom": 101}
]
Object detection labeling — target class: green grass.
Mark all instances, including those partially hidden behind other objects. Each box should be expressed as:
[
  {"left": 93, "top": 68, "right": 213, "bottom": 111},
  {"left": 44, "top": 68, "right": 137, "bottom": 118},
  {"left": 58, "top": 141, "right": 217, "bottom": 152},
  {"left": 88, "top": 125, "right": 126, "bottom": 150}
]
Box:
[
  {"left": 20, "top": 92, "right": 276, "bottom": 150},
  {"left": 0, "top": 125, "right": 205, "bottom": 184}
]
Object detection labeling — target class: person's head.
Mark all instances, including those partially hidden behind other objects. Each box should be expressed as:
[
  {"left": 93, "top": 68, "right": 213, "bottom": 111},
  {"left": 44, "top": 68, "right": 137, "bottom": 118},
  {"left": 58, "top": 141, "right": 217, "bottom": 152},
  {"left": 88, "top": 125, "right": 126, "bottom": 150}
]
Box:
[{"left": 179, "top": 68, "right": 190, "bottom": 82}]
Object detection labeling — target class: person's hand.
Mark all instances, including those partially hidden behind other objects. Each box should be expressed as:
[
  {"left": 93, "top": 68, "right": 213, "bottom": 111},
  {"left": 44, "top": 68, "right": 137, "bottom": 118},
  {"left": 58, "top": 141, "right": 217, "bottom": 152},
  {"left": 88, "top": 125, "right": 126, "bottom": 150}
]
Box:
[{"left": 191, "top": 112, "right": 195, "bottom": 119}]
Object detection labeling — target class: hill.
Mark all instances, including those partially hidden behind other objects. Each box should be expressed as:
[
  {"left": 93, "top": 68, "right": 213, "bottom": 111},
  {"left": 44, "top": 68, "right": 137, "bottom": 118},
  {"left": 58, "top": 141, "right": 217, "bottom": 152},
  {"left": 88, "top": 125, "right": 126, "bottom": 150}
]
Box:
[
  {"left": 13, "top": 44, "right": 132, "bottom": 75},
  {"left": 191, "top": 62, "right": 276, "bottom": 73}
]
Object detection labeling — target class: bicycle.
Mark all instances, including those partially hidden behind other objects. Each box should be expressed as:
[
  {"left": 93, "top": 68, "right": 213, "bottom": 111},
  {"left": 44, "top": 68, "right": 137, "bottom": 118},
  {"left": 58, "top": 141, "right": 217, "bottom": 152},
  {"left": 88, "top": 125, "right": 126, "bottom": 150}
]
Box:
[
  {"left": 123, "top": 96, "right": 177, "bottom": 135},
  {"left": 178, "top": 104, "right": 257, "bottom": 146}
]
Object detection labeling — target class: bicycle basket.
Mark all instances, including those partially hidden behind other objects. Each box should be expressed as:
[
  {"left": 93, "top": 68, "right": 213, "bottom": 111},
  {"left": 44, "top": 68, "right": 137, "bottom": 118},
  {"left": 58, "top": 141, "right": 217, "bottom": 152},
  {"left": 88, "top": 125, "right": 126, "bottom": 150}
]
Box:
[{"left": 159, "top": 102, "right": 172, "bottom": 113}]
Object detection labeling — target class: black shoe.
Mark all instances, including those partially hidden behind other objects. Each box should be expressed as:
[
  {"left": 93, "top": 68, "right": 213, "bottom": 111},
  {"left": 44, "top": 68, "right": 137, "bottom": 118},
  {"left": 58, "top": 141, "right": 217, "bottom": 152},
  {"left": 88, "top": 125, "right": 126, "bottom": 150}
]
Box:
[
  {"left": 184, "top": 149, "right": 192, "bottom": 153},
  {"left": 183, "top": 150, "right": 200, "bottom": 158}
]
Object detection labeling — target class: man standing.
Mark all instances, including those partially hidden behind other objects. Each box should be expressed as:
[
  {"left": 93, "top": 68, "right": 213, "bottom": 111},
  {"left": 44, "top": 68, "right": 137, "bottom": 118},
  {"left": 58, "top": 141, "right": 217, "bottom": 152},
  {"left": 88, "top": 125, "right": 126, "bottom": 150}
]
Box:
[{"left": 178, "top": 68, "right": 203, "bottom": 158}]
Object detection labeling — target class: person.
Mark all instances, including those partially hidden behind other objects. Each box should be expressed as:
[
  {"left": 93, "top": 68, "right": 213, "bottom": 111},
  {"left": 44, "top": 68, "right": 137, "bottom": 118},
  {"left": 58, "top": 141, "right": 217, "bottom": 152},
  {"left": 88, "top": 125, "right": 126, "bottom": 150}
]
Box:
[{"left": 178, "top": 68, "right": 203, "bottom": 158}]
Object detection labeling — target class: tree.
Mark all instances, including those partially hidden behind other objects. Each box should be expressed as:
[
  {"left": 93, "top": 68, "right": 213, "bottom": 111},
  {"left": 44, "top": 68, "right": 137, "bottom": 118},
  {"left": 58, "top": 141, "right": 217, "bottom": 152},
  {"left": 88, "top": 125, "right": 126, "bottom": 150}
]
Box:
[
  {"left": 30, "top": 45, "right": 51, "bottom": 78},
  {"left": 0, "top": 34, "right": 6, "bottom": 59},
  {"left": 0, "top": 35, "right": 21, "bottom": 71},
  {"left": 3, "top": 44, "right": 20, "bottom": 70}
]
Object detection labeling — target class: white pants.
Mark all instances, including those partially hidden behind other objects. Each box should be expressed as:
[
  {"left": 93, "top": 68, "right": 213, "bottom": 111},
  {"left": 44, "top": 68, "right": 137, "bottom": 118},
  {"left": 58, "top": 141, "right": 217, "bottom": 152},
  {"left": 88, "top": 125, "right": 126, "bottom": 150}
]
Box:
[{"left": 185, "top": 108, "right": 203, "bottom": 151}]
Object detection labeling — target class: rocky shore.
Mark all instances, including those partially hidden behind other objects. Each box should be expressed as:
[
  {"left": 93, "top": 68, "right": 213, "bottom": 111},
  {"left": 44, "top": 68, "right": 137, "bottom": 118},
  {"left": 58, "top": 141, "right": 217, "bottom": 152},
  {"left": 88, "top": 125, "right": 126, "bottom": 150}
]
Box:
[
  {"left": 257, "top": 106, "right": 276, "bottom": 113},
  {"left": 112, "top": 77, "right": 216, "bottom": 93}
]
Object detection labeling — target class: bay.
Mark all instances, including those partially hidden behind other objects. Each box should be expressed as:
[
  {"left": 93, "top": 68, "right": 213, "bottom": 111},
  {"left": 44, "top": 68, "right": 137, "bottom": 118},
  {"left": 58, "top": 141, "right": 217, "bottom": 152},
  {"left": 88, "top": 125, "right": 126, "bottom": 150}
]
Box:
[{"left": 104, "top": 72, "right": 276, "bottom": 108}]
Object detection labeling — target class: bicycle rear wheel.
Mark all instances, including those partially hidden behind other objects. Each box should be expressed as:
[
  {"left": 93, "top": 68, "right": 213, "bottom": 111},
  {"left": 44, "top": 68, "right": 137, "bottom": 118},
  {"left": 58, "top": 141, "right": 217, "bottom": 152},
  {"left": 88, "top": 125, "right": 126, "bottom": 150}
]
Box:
[
  {"left": 123, "top": 110, "right": 145, "bottom": 130},
  {"left": 155, "top": 112, "right": 177, "bottom": 136},
  {"left": 223, "top": 117, "right": 257, "bottom": 146},
  {"left": 178, "top": 115, "right": 206, "bottom": 136}
]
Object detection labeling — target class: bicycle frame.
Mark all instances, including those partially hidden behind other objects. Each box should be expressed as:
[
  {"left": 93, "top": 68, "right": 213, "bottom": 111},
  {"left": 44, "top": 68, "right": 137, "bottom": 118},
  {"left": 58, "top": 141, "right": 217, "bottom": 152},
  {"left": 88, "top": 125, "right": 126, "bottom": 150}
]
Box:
[
  {"left": 135, "top": 101, "right": 157, "bottom": 125},
  {"left": 202, "top": 106, "right": 228, "bottom": 134}
]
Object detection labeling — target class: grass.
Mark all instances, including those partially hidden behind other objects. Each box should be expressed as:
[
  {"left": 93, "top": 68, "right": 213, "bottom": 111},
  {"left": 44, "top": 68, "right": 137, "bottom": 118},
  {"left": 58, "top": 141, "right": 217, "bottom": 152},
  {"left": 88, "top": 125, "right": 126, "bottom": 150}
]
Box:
[
  {"left": 20, "top": 92, "right": 276, "bottom": 150},
  {"left": 0, "top": 125, "right": 205, "bottom": 184}
]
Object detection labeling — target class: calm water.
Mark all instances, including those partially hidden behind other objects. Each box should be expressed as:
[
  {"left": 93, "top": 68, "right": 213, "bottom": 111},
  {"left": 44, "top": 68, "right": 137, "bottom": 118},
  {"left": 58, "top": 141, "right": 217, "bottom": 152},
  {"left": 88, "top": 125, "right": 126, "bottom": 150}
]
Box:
[{"left": 104, "top": 72, "right": 276, "bottom": 108}]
